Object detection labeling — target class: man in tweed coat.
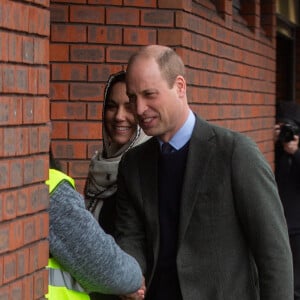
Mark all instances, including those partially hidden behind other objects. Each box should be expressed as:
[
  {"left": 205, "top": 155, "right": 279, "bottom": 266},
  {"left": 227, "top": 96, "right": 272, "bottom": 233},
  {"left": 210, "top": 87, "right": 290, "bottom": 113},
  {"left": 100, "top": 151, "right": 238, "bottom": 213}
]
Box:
[{"left": 115, "top": 45, "right": 293, "bottom": 300}]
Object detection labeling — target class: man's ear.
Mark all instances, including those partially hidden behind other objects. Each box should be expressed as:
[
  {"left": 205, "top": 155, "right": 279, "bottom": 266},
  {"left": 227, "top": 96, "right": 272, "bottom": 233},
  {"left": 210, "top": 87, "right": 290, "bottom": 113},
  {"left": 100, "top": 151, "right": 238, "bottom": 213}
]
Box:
[{"left": 175, "top": 75, "right": 186, "bottom": 98}]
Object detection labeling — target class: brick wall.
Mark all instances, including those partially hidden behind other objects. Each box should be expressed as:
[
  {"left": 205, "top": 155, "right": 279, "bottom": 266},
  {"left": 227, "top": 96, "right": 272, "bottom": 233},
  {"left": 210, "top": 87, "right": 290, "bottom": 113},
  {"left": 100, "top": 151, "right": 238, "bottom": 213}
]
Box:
[
  {"left": 0, "top": 0, "right": 50, "bottom": 299},
  {"left": 50, "top": 0, "right": 277, "bottom": 193}
]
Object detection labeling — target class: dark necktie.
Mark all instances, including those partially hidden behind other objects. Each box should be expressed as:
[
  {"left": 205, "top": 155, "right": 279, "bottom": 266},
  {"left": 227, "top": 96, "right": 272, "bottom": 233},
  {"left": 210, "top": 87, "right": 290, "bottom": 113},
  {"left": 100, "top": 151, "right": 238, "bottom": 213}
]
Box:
[{"left": 161, "top": 142, "right": 174, "bottom": 154}]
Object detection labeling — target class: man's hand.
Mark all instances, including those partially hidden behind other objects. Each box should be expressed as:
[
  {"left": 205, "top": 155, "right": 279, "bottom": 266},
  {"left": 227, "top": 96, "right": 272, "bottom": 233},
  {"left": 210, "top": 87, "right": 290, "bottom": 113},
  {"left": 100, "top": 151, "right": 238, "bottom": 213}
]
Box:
[
  {"left": 119, "top": 277, "right": 146, "bottom": 300},
  {"left": 283, "top": 135, "right": 299, "bottom": 155}
]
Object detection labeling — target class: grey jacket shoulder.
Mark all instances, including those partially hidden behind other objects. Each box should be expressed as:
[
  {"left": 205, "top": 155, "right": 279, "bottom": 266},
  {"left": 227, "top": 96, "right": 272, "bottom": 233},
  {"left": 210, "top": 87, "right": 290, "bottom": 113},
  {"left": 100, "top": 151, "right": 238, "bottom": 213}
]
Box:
[{"left": 49, "top": 181, "right": 142, "bottom": 295}]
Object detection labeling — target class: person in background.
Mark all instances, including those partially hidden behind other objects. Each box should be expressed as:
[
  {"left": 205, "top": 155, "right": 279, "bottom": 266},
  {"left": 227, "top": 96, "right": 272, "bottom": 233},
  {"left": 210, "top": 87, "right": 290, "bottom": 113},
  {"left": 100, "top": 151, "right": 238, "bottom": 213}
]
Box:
[
  {"left": 84, "top": 70, "right": 149, "bottom": 235},
  {"left": 47, "top": 148, "right": 143, "bottom": 300},
  {"left": 275, "top": 117, "right": 300, "bottom": 300},
  {"left": 114, "top": 45, "right": 293, "bottom": 300}
]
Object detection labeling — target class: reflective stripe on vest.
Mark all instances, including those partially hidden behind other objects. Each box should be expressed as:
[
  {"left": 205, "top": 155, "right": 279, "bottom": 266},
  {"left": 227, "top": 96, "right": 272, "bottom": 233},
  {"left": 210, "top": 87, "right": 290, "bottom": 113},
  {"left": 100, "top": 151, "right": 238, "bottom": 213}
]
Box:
[
  {"left": 46, "top": 258, "right": 89, "bottom": 300},
  {"left": 46, "top": 169, "right": 75, "bottom": 194}
]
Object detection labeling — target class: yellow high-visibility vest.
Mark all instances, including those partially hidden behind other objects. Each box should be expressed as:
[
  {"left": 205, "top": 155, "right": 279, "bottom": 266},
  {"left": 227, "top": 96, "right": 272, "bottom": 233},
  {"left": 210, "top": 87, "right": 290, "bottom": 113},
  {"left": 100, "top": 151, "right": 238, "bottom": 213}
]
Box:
[{"left": 46, "top": 169, "right": 90, "bottom": 300}]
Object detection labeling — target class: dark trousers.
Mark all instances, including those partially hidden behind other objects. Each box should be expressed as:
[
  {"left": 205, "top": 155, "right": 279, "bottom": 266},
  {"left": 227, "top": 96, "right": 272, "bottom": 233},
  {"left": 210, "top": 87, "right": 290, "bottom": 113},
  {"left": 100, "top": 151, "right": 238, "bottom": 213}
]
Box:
[{"left": 290, "top": 234, "right": 300, "bottom": 300}]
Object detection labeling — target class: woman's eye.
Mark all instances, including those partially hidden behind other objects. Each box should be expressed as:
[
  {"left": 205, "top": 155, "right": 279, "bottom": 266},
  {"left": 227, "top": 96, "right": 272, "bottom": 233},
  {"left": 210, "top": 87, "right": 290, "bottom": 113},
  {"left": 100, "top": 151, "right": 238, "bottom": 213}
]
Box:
[{"left": 106, "top": 103, "right": 117, "bottom": 110}]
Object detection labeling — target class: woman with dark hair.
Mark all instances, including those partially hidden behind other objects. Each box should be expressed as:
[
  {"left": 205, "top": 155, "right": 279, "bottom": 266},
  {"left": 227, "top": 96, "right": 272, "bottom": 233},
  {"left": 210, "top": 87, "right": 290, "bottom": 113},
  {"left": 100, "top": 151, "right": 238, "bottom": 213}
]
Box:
[{"left": 84, "top": 71, "right": 149, "bottom": 234}]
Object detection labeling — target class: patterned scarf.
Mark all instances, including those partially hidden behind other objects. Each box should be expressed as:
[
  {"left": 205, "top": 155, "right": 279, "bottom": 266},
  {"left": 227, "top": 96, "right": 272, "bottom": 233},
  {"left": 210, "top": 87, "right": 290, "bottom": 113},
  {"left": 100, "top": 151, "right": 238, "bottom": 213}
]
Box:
[{"left": 84, "top": 126, "right": 149, "bottom": 218}]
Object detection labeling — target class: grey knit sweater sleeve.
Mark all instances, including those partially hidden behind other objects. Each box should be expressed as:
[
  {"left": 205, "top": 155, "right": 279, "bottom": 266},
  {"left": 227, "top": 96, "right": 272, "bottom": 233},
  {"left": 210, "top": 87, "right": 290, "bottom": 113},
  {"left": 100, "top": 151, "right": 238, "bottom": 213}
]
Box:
[{"left": 48, "top": 181, "right": 143, "bottom": 295}]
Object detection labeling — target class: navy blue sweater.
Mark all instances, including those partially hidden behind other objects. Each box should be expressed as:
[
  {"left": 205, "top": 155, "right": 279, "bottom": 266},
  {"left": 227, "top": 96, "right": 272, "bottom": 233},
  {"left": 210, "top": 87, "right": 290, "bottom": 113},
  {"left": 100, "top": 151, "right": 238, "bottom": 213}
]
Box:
[{"left": 146, "top": 142, "right": 189, "bottom": 300}]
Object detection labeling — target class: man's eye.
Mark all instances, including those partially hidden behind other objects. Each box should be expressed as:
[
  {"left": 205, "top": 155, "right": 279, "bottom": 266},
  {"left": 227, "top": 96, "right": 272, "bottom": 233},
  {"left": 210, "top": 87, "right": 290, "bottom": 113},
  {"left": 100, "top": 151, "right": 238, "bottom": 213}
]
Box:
[{"left": 145, "top": 92, "right": 156, "bottom": 98}]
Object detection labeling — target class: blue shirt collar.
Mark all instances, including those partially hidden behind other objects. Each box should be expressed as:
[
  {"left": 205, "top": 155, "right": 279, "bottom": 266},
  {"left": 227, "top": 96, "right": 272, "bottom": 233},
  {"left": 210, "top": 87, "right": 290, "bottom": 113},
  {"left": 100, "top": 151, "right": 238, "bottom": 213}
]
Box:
[{"left": 158, "top": 110, "right": 195, "bottom": 150}]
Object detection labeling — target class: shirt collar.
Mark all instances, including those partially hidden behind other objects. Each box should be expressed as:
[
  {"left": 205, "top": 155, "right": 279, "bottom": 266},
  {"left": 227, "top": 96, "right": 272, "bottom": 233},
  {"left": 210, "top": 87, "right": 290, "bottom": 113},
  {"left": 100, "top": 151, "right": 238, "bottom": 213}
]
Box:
[{"left": 158, "top": 110, "right": 195, "bottom": 150}]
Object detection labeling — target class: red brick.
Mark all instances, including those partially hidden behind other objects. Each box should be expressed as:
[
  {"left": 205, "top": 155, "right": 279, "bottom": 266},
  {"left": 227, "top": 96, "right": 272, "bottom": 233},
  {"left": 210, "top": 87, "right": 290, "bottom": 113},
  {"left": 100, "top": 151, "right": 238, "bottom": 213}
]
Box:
[
  {"left": 88, "top": 64, "right": 124, "bottom": 82},
  {"left": 50, "top": 44, "right": 69, "bottom": 61},
  {"left": 3, "top": 127, "right": 17, "bottom": 156},
  {"left": 88, "top": 26, "right": 122, "bottom": 44},
  {"left": 124, "top": 28, "right": 157, "bottom": 45},
  {"left": 10, "top": 279, "right": 23, "bottom": 300},
  {"left": 15, "top": 66, "right": 29, "bottom": 94},
  {"left": 53, "top": 0, "right": 86, "bottom": 3},
  {"left": 34, "top": 97, "right": 49, "bottom": 124},
  {"left": 9, "top": 219, "right": 23, "bottom": 250},
  {"left": 29, "top": 127, "right": 38, "bottom": 154},
  {"left": 0, "top": 194, "right": 3, "bottom": 222},
  {"left": 3, "top": 253, "right": 17, "bottom": 284},
  {"left": 51, "top": 63, "right": 87, "bottom": 81},
  {"left": 17, "top": 127, "right": 30, "bottom": 156},
  {"left": 22, "top": 36, "right": 34, "bottom": 64},
  {"left": 52, "top": 141, "right": 87, "bottom": 159},
  {"left": 0, "top": 128, "right": 3, "bottom": 157},
  {"left": 24, "top": 158, "right": 34, "bottom": 186},
  {"left": 37, "top": 240, "right": 49, "bottom": 269},
  {"left": 34, "top": 269, "right": 48, "bottom": 299},
  {"left": 158, "top": 29, "right": 192, "bottom": 46},
  {"left": 50, "top": 4, "right": 69, "bottom": 22},
  {"left": 50, "top": 83, "right": 69, "bottom": 100},
  {"left": 23, "top": 275, "right": 34, "bottom": 300},
  {"left": 141, "top": 9, "right": 174, "bottom": 27},
  {"left": 68, "top": 160, "right": 90, "bottom": 177},
  {"left": 0, "top": 223, "right": 10, "bottom": 254},
  {"left": 70, "top": 82, "right": 104, "bottom": 101},
  {"left": 0, "top": 31, "right": 9, "bottom": 61},
  {"left": 17, "top": 188, "right": 29, "bottom": 216},
  {"left": 51, "top": 24, "right": 87, "bottom": 42},
  {"left": 106, "top": 7, "right": 139, "bottom": 25},
  {"left": 3, "top": 65, "right": 15, "bottom": 93},
  {"left": 22, "top": 97, "right": 34, "bottom": 124},
  {"left": 51, "top": 121, "right": 68, "bottom": 139},
  {"left": 0, "top": 97, "right": 22, "bottom": 126},
  {"left": 0, "top": 255, "right": 3, "bottom": 285},
  {"left": 35, "top": 212, "right": 49, "bottom": 240},
  {"left": 0, "top": 284, "right": 9, "bottom": 300},
  {"left": 33, "top": 155, "right": 48, "bottom": 183},
  {"left": 37, "top": 67, "right": 49, "bottom": 95},
  {"left": 34, "top": 37, "right": 49, "bottom": 65},
  {"left": 8, "top": 33, "right": 22, "bottom": 62},
  {"left": 87, "top": 103, "right": 102, "bottom": 120},
  {"left": 69, "top": 122, "right": 102, "bottom": 139},
  {"left": 124, "top": 0, "right": 156, "bottom": 7},
  {"left": 158, "top": 0, "right": 192, "bottom": 11},
  {"left": 70, "top": 6, "right": 104, "bottom": 23},
  {"left": 28, "top": 5, "right": 50, "bottom": 36},
  {"left": 30, "top": 184, "right": 48, "bottom": 214},
  {"left": 28, "top": 67, "right": 38, "bottom": 95},
  {"left": 3, "top": 191, "right": 17, "bottom": 220},
  {"left": 51, "top": 103, "right": 86, "bottom": 120},
  {"left": 70, "top": 45, "right": 105, "bottom": 62},
  {"left": 16, "top": 248, "right": 30, "bottom": 277},
  {"left": 88, "top": 0, "right": 121, "bottom": 4},
  {"left": 24, "top": 217, "right": 37, "bottom": 245},
  {"left": 106, "top": 46, "right": 138, "bottom": 63},
  {"left": 74, "top": 179, "right": 85, "bottom": 194},
  {"left": 38, "top": 124, "right": 51, "bottom": 153}
]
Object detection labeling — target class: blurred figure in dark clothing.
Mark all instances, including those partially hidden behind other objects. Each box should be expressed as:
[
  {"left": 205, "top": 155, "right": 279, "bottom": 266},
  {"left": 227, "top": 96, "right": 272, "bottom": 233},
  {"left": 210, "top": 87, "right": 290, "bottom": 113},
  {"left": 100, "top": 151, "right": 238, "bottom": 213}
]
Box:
[{"left": 275, "top": 102, "right": 300, "bottom": 300}]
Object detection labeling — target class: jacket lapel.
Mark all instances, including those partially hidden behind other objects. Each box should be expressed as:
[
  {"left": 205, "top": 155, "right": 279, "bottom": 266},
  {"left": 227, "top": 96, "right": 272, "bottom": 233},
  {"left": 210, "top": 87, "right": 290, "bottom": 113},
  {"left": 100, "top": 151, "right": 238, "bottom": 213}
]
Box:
[{"left": 178, "top": 116, "right": 216, "bottom": 245}]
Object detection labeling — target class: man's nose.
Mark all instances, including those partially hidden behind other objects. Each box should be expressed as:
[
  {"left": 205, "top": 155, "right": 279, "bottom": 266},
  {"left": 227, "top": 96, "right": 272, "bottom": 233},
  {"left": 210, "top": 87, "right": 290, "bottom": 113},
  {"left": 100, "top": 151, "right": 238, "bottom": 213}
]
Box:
[{"left": 135, "top": 98, "right": 147, "bottom": 116}]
